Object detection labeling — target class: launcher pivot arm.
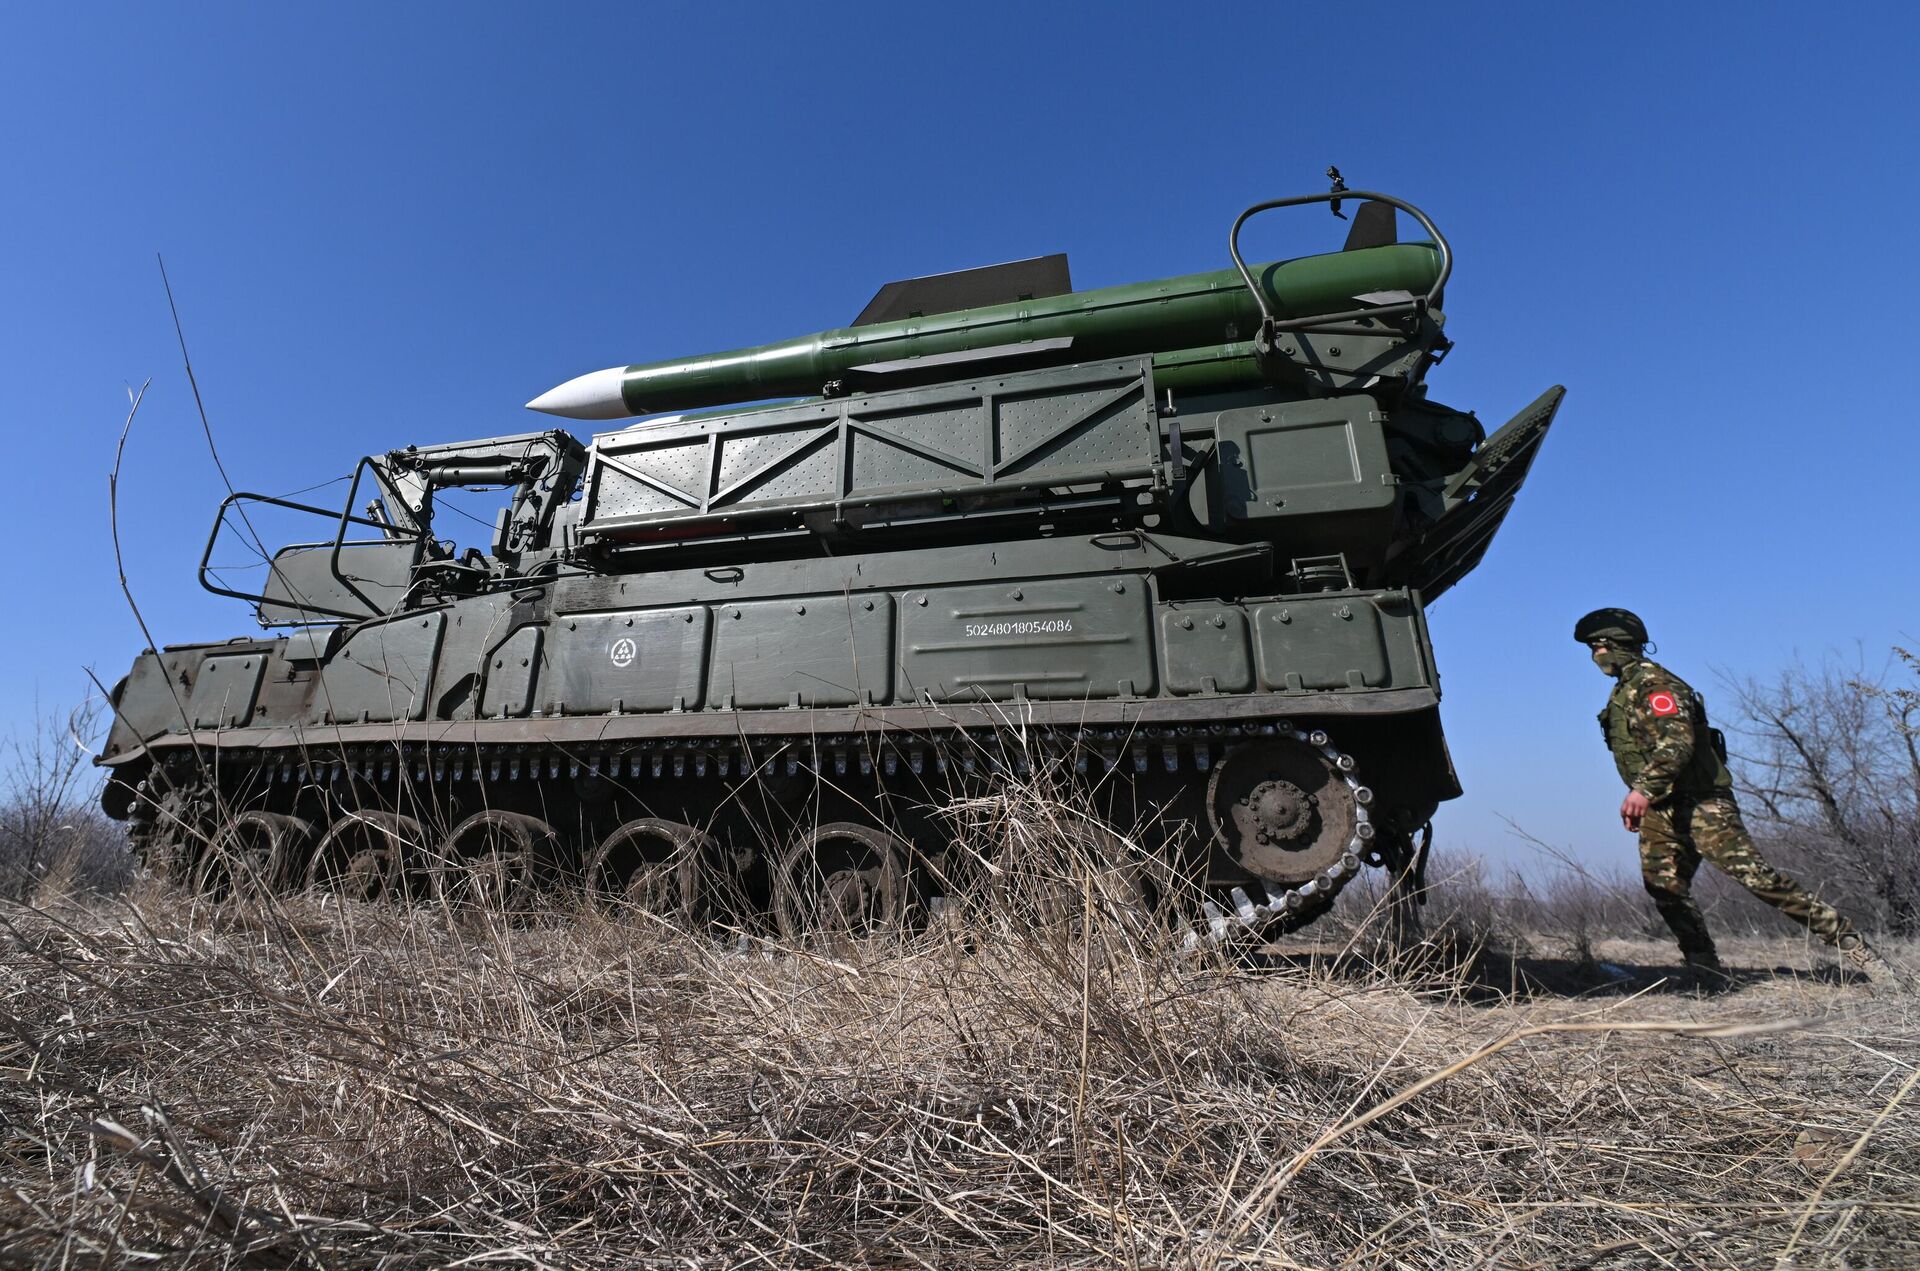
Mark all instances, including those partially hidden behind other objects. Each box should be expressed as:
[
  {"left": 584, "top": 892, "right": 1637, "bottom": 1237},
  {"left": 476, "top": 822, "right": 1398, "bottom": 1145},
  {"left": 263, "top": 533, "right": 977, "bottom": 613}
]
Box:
[{"left": 372, "top": 430, "right": 587, "bottom": 565}]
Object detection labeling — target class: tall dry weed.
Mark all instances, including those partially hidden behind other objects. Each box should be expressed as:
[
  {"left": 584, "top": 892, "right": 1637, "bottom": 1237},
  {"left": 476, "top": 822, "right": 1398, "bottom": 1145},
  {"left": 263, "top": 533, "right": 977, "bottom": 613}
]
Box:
[{"left": 3, "top": 777, "right": 1914, "bottom": 1269}]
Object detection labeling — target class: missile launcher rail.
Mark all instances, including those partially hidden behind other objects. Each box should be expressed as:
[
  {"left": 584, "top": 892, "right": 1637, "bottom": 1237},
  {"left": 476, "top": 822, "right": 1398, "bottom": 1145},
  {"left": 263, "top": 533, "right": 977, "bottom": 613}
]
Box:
[{"left": 98, "top": 187, "right": 1562, "bottom": 947}]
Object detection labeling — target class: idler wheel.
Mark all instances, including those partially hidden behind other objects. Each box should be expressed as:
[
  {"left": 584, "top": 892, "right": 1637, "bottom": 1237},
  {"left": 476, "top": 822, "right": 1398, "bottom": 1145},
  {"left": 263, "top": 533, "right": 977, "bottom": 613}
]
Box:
[
  {"left": 773, "top": 822, "right": 907, "bottom": 940},
  {"left": 192, "top": 811, "right": 315, "bottom": 900},
  {"left": 307, "top": 810, "right": 429, "bottom": 902},
  {"left": 1207, "top": 735, "right": 1357, "bottom": 886},
  {"left": 583, "top": 818, "right": 719, "bottom": 924},
  {"left": 431, "top": 810, "right": 557, "bottom": 911}
]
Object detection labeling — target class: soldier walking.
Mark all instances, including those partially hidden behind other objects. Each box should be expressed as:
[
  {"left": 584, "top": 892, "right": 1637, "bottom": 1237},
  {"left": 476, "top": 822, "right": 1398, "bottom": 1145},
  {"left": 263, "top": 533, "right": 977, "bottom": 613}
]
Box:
[{"left": 1573, "top": 608, "right": 1898, "bottom": 988}]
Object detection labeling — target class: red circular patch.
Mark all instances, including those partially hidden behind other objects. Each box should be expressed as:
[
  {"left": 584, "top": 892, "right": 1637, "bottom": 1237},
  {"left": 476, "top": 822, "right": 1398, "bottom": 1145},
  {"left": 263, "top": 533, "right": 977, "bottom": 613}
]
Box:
[{"left": 1648, "top": 692, "right": 1679, "bottom": 717}]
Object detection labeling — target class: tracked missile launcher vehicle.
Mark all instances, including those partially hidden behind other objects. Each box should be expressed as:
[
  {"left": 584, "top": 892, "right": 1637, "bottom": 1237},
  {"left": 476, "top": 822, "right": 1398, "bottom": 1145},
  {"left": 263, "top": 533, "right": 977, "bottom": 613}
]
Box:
[{"left": 99, "top": 188, "right": 1562, "bottom": 945}]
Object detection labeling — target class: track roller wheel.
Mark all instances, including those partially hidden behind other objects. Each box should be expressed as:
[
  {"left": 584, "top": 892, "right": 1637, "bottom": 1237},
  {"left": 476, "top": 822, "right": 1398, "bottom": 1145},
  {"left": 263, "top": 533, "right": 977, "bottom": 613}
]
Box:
[
  {"left": 430, "top": 810, "right": 557, "bottom": 911},
  {"left": 584, "top": 818, "right": 719, "bottom": 924},
  {"left": 192, "top": 811, "right": 315, "bottom": 900},
  {"left": 307, "top": 810, "right": 429, "bottom": 902},
  {"left": 773, "top": 822, "right": 908, "bottom": 940}
]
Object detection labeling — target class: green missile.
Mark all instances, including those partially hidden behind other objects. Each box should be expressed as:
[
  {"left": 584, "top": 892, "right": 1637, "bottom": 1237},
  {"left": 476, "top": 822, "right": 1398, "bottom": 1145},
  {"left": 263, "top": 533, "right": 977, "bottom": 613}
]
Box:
[{"left": 526, "top": 242, "right": 1442, "bottom": 420}]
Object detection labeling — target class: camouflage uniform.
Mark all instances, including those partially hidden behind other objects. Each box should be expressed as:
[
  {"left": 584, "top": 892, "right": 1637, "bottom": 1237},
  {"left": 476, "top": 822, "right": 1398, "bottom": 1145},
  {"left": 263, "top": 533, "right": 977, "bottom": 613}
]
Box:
[{"left": 1600, "top": 656, "right": 1857, "bottom": 959}]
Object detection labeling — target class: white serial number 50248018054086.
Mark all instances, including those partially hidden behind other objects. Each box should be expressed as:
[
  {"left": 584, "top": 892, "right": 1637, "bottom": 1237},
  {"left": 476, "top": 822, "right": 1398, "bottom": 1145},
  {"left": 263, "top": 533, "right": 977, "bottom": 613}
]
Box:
[{"left": 963, "top": 619, "right": 1075, "bottom": 638}]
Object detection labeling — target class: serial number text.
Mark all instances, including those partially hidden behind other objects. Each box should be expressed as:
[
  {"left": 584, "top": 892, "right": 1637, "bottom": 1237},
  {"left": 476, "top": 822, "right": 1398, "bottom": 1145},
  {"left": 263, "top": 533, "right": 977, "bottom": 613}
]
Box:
[{"left": 963, "top": 619, "right": 1076, "bottom": 638}]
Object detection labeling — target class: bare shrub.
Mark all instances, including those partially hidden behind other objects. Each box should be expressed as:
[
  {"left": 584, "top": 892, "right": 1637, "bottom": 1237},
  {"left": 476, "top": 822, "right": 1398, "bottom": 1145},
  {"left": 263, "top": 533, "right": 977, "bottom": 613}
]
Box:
[
  {"left": 1330, "top": 836, "right": 1663, "bottom": 962},
  {"left": 1724, "top": 649, "right": 1920, "bottom": 936},
  {"left": 933, "top": 742, "right": 1193, "bottom": 956},
  {"left": 0, "top": 697, "right": 131, "bottom": 901},
  {"left": 1330, "top": 846, "right": 1503, "bottom": 948}
]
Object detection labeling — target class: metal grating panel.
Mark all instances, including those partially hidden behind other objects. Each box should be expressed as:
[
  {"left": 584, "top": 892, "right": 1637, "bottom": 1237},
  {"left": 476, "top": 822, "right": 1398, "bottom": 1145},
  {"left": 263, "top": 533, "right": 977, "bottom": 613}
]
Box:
[
  {"left": 996, "top": 379, "right": 1155, "bottom": 477},
  {"left": 581, "top": 357, "right": 1162, "bottom": 541}
]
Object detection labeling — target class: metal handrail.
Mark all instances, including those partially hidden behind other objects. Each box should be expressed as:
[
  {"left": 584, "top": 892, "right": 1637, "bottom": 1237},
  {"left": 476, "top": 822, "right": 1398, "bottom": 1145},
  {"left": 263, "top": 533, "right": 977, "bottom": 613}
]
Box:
[
  {"left": 330, "top": 456, "right": 442, "bottom": 610},
  {"left": 197, "top": 488, "right": 424, "bottom": 621},
  {"left": 1227, "top": 191, "right": 1452, "bottom": 339}
]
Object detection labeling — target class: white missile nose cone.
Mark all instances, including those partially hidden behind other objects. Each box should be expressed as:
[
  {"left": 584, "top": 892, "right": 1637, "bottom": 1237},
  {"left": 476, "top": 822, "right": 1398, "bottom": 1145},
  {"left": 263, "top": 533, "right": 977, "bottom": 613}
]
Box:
[{"left": 525, "top": 366, "right": 631, "bottom": 419}]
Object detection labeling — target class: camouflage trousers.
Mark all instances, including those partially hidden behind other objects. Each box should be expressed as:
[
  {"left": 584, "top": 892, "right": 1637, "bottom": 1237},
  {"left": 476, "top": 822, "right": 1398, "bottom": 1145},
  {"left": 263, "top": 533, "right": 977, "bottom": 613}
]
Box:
[{"left": 1639, "top": 793, "right": 1855, "bottom": 960}]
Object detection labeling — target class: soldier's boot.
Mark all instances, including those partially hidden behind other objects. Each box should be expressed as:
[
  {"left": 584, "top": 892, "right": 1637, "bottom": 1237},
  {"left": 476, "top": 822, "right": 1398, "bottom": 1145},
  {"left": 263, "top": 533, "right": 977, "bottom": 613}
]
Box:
[
  {"left": 1835, "top": 933, "right": 1908, "bottom": 989},
  {"left": 1681, "top": 950, "right": 1732, "bottom": 995}
]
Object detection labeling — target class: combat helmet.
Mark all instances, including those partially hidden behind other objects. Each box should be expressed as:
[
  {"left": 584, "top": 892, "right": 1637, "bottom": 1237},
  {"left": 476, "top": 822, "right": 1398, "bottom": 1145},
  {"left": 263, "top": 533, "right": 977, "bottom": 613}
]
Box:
[{"left": 1572, "top": 607, "right": 1648, "bottom": 646}]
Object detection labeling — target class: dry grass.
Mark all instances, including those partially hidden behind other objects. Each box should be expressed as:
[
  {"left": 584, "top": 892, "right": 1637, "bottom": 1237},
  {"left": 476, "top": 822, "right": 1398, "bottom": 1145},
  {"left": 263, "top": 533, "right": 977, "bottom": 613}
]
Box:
[{"left": 2, "top": 820, "right": 1916, "bottom": 1269}]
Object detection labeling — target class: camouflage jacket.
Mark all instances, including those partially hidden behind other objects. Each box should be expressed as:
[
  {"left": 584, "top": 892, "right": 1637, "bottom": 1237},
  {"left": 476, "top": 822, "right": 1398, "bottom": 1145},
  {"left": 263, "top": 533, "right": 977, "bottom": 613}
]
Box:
[{"left": 1598, "top": 658, "right": 1732, "bottom": 804}]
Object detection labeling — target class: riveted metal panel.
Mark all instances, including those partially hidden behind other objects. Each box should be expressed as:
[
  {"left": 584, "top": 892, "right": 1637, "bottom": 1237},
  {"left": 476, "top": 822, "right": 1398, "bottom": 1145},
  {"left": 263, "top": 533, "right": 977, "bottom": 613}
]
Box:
[
  {"left": 111, "top": 650, "right": 200, "bottom": 744},
  {"left": 1374, "top": 591, "right": 1432, "bottom": 689},
  {"left": 281, "top": 629, "right": 334, "bottom": 662},
  {"left": 1158, "top": 605, "right": 1254, "bottom": 695},
  {"left": 900, "top": 575, "right": 1154, "bottom": 701},
  {"left": 1251, "top": 598, "right": 1388, "bottom": 691},
  {"left": 1213, "top": 397, "right": 1395, "bottom": 521},
  {"left": 186, "top": 653, "right": 267, "bottom": 728},
  {"left": 426, "top": 595, "right": 517, "bottom": 722},
  {"left": 711, "top": 595, "right": 894, "bottom": 708},
  {"left": 310, "top": 613, "right": 447, "bottom": 724},
  {"left": 543, "top": 608, "right": 709, "bottom": 715},
  {"left": 481, "top": 627, "right": 543, "bottom": 718}
]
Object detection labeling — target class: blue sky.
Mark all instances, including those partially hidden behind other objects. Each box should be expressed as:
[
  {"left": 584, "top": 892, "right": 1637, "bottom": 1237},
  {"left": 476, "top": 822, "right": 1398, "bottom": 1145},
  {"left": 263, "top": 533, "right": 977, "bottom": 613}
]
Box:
[{"left": 3, "top": 3, "right": 1915, "bottom": 869}]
